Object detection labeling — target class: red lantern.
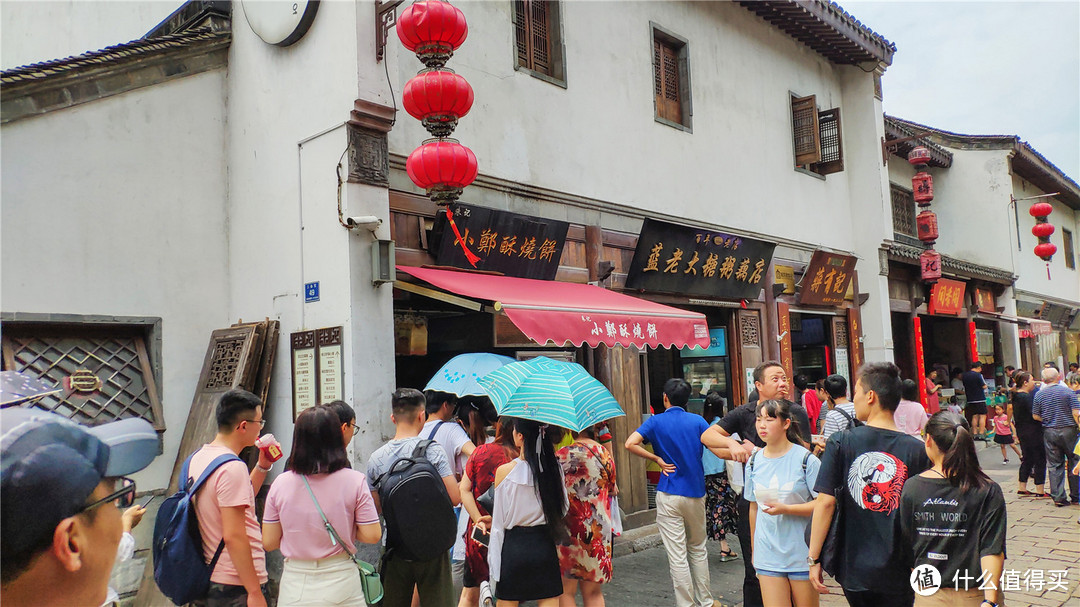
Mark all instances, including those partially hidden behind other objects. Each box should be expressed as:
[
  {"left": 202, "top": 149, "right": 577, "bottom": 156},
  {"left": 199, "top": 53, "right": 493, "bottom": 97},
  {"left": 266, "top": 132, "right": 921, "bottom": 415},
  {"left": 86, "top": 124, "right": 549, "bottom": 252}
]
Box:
[
  {"left": 920, "top": 249, "right": 942, "bottom": 282},
  {"left": 406, "top": 140, "right": 478, "bottom": 204},
  {"left": 1031, "top": 223, "right": 1055, "bottom": 239},
  {"left": 403, "top": 70, "right": 474, "bottom": 137},
  {"left": 1028, "top": 202, "right": 1053, "bottom": 218},
  {"left": 916, "top": 210, "right": 939, "bottom": 243},
  {"left": 1034, "top": 242, "right": 1057, "bottom": 261},
  {"left": 396, "top": 0, "right": 468, "bottom": 69},
  {"left": 912, "top": 171, "right": 934, "bottom": 204},
  {"left": 908, "top": 146, "right": 931, "bottom": 166}
]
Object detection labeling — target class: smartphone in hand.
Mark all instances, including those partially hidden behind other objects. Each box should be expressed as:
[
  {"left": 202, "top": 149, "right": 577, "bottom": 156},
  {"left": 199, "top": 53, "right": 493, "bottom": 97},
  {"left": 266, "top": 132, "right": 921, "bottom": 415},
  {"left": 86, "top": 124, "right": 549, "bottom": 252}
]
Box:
[
  {"left": 139, "top": 494, "right": 158, "bottom": 509},
  {"left": 471, "top": 524, "right": 490, "bottom": 547}
]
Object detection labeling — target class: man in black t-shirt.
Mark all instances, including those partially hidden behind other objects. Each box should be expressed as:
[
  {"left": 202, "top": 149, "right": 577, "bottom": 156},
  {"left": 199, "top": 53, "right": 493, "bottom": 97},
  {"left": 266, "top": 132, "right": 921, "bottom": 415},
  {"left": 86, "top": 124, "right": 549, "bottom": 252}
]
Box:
[
  {"left": 961, "top": 362, "right": 989, "bottom": 440},
  {"left": 807, "top": 362, "right": 931, "bottom": 607},
  {"left": 701, "top": 361, "right": 811, "bottom": 607}
]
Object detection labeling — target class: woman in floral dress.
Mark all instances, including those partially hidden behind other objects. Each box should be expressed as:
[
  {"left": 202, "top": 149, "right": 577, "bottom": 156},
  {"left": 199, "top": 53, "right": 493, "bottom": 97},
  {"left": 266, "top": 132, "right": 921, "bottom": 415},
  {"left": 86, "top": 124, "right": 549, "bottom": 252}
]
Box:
[
  {"left": 557, "top": 424, "right": 616, "bottom": 607},
  {"left": 703, "top": 392, "right": 739, "bottom": 560},
  {"left": 458, "top": 417, "right": 517, "bottom": 607}
]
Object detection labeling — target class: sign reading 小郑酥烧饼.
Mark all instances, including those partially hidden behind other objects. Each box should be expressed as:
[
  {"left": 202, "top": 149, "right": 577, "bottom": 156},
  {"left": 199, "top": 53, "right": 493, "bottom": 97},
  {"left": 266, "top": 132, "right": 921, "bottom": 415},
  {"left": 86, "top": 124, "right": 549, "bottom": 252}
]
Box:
[
  {"left": 433, "top": 203, "right": 569, "bottom": 280},
  {"left": 625, "top": 219, "right": 776, "bottom": 299}
]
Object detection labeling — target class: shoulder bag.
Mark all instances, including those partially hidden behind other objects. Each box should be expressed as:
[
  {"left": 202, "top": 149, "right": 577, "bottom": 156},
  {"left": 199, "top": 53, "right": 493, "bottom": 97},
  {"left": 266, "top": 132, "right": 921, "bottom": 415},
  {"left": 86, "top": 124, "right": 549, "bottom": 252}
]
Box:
[{"left": 301, "top": 476, "right": 384, "bottom": 605}]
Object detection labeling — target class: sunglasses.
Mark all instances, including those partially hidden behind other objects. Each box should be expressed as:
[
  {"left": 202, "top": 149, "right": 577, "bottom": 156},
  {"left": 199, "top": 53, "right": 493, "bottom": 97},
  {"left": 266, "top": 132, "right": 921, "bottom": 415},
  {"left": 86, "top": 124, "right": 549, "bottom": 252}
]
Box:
[{"left": 79, "top": 477, "right": 136, "bottom": 513}]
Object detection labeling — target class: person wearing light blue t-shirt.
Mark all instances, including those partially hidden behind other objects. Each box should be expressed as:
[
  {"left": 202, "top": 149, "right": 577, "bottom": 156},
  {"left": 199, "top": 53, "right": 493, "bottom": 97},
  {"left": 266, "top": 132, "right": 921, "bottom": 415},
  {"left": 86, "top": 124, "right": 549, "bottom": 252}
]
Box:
[{"left": 744, "top": 399, "right": 820, "bottom": 607}]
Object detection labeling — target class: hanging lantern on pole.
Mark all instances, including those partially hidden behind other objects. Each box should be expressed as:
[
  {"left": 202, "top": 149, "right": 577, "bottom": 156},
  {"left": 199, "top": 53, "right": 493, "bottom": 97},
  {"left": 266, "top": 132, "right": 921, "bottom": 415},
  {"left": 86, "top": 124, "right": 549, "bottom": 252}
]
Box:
[
  {"left": 1029, "top": 201, "right": 1056, "bottom": 278},
  {"left": 398, "top": 0, "right": 481, "bottom": 266},
  {"left": 910, "top": 146, "right": 942, "bottom": 283},
  {"left": 403, "top": 69, "right": 474, "bottom": 138},
  {"left": 396, "top": 0, "right": 468, "bottom": 69}
]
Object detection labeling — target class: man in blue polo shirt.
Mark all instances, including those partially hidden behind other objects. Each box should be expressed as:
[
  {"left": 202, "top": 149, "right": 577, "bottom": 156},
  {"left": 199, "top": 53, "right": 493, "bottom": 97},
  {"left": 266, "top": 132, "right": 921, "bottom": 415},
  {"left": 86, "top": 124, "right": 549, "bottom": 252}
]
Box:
[{"left": 626, "top": 378, "right": 718, "bottom": 607}]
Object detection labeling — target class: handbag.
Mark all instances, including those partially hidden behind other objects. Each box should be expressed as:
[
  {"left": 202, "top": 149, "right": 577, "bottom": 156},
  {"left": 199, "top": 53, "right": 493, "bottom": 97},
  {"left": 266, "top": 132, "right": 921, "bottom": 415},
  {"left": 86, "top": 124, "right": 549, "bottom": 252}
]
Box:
[{"left": 302, "top": 477, "right": 384, "bottom": 605}]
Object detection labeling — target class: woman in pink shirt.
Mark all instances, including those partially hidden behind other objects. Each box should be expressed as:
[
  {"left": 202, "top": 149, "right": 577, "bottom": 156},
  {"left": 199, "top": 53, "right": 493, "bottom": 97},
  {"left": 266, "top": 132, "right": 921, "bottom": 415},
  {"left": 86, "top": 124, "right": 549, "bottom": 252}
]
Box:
[
  {"left": 895, "top": 379, "right": 929, "bottom": 437},
  {"left": 264, "top": 406, "right": 382, "bottom": 606},
  {"left": 924, "top": 370, "right": 941, "bottom": 414}
]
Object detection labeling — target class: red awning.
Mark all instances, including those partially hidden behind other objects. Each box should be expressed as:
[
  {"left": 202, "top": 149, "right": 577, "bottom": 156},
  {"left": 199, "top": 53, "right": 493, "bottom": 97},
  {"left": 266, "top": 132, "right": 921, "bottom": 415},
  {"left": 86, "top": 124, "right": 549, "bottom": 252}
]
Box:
[{"left": 396, "top": 266, "right": 709, "bottom": 349}]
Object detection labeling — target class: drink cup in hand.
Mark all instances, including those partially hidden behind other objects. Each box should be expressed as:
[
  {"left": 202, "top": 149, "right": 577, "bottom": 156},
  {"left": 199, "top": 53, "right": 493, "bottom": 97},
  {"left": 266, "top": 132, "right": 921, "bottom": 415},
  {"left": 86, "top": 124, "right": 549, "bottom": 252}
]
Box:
[{"left": 255, "top": 434, "right": 283, "bottom": 462}]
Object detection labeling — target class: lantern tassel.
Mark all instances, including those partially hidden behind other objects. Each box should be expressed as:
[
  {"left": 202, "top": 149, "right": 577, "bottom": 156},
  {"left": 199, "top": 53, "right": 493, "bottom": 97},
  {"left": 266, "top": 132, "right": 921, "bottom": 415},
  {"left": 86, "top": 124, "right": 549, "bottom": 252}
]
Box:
[
  {"left": 445, "top": 208, "right": 481, "bottom": 268},
  {"left": 1047, "top": 262, "right": 1051, "bottom": 280}
]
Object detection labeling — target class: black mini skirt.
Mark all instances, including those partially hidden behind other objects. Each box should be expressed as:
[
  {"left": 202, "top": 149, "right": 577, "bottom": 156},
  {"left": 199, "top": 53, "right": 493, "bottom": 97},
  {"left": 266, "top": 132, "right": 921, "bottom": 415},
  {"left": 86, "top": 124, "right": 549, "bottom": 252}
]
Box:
[{"left": 496, "top": 525, "right": 562, "bottom": 601}]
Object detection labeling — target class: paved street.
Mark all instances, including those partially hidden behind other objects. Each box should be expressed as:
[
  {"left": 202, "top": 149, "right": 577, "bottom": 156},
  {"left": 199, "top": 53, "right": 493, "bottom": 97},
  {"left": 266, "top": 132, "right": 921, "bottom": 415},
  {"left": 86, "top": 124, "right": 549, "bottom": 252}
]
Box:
[{"left": 601, "top": 442, "right": 1080, "bottom": 607}]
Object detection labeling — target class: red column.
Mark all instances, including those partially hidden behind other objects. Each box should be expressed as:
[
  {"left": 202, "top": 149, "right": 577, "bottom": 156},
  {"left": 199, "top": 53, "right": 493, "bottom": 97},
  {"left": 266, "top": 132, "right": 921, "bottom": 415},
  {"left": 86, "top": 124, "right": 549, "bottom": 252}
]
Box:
[
  {"left": 968, "top": 321, "right": 978, "bottom": 365},
  {"left": 914, "top": 317, "right": 928, "bottom": 412}
]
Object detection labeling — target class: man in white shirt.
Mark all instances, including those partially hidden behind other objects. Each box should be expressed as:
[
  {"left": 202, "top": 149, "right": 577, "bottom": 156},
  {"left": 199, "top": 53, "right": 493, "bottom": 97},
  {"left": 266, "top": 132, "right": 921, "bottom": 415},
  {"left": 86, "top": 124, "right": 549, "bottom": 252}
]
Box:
[{"left": 422, "top": 391, "right": 476, "bottom": 479}]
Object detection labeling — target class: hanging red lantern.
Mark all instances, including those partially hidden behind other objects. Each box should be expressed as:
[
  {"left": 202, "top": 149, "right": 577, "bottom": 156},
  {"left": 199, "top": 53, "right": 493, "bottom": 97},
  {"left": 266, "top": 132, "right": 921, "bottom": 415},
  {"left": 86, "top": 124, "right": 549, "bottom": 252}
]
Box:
[
  {"left": 1034, "top": 242, "right": 1058, "bottom": 261},
  {"left": 920, "top": 249, "right": 942, "bottom": 282},
  {"left": 406, "top": 139, "right": 478, "bottom": 204},
  {"left": 396, "top": 0, "right": 468, "bottom": 69},
  {"left": 1031, "top": 222, "right": 1055, "bottom": 239},
  {"left": 912, "top": 171, "right": 934, "bottom": 204},
  {"left": 916, "top": 210, "right": 939, "bottom": 243},
  {"left": 908, "top": 146, "right": 931, "bottom": 166},
  {"left": 403, "top": 70, "right": 474, "bottom": 138},
  {"left": 1028, "top": 202, "right": 1053, "bottom": 218}
]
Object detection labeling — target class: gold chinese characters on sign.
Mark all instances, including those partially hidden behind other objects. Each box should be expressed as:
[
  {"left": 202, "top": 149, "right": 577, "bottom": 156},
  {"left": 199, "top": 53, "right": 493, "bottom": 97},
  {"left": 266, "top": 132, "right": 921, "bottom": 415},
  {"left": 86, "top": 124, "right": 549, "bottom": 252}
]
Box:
[{"left": 797, "top": 250, "right": 857, "bottom": 306}]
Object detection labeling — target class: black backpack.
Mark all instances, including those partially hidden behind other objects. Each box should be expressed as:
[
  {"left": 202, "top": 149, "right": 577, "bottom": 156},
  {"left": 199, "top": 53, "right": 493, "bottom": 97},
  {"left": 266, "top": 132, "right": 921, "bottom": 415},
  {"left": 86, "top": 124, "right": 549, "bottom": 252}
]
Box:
[
  {"left": 374, "top": 439, "right": 457, "bottom": 561},
  {"left": 834, "top": 406, "right": 864, "bottom": 430}
]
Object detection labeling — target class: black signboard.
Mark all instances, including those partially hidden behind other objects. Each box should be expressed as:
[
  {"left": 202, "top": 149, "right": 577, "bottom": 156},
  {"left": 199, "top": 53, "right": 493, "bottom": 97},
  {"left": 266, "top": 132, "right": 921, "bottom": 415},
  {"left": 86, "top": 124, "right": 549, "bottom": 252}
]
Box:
[
  {"left": 433, "top": 203, "right": 569, "bottom": 280},
  {"left": 625, "top": 218, "right": 777, "bottom": 299}
]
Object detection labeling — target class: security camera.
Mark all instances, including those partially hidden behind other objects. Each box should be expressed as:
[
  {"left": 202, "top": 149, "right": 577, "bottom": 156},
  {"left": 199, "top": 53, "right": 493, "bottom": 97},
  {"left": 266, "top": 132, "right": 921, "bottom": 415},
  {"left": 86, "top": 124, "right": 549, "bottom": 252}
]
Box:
[{"left": 346, "top": 215, "right": 382, "bottom": 232}]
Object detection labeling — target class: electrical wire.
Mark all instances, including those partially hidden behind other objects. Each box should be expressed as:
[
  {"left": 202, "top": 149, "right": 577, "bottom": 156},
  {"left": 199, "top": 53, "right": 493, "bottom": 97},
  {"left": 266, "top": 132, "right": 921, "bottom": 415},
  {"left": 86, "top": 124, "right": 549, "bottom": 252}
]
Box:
[{"left": 384, "top": 49, "right": 397, "bottom": 128}]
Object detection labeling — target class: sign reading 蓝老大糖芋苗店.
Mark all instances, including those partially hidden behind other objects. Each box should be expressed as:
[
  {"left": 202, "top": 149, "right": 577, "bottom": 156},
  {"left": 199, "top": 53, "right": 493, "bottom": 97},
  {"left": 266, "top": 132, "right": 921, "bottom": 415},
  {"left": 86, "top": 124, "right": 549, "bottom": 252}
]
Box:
[
  {"left": 625, "top": 218, "right": 776, "bottom": 300},
  {"left": 433, "top": 203, "right": 569, "bottom": 280}
]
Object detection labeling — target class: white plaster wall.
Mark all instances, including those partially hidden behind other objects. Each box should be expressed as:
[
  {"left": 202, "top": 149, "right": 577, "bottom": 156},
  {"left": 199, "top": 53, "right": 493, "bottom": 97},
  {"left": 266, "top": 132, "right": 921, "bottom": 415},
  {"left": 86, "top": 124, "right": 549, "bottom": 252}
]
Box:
[
  {"left": 0, "top": 70, "right": 231, "bottom": 490},
  {"left": 0, "top": 0, "right": 168, "bottom": 70},
  {"left": 225, "top": 0, "right": 395, "bottom": 467},
  {"left": 887, "top": 147, "right": 1017, "bottom": 274},
  {"left": 387, "top": 0, "right": 874, "bottom": 254},
  {"left": 1010, "top": 175, "right": 1080, "bottom": 304}
]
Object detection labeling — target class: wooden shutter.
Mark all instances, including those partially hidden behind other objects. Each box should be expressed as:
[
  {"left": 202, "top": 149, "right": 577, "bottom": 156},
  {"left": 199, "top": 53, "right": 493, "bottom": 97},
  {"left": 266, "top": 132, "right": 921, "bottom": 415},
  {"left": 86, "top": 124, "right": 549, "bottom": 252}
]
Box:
[
  {"left": 791, "top": 95, "right": 820, "bottom": 165},
  {"left": 654, "top": 38, "right": 681, "bottom": 123},
  {"left": 814, "top": 107, "right": 844, "bottom": 174},
  {"left": 513, "top": 0, "right": 552, "bottom": 76}
]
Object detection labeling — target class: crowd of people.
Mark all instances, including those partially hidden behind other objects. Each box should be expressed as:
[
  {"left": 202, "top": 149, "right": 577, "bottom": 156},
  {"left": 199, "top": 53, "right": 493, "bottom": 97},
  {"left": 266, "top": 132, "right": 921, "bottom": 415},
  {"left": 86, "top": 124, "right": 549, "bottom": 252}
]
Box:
[{"left": 1, "top": 355, "right": 1077, "bottom": 607}]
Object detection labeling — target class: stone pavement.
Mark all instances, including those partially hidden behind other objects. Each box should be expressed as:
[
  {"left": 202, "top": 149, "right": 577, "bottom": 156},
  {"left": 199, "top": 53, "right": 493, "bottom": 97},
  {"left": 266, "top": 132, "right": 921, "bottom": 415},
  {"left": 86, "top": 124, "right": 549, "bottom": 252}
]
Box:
[{"left": 604, "top": 441, "right": 1080, "bottom": 607}]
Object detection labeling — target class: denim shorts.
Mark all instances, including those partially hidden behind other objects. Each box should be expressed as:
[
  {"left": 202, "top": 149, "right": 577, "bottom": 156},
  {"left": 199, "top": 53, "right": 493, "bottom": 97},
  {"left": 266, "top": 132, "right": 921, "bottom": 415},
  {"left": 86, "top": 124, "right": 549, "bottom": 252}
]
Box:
[{"left": 757, "top": 568, "right": 810, "bottom": 580}]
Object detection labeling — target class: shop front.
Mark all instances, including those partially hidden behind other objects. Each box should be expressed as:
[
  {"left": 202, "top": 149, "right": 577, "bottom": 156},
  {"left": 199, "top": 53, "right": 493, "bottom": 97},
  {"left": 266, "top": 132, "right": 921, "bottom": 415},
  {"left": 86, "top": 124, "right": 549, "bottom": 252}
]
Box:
[{"left": 1016, "top": 298, "right": 1080, "bottom": 370}]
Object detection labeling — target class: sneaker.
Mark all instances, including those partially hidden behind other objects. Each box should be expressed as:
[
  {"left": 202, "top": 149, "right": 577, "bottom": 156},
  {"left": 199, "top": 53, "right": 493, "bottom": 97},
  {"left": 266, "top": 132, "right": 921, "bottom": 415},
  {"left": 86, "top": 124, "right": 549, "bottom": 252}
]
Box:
[{"left": 1003, "top": 459, "right": 1009, "bottom": 464}]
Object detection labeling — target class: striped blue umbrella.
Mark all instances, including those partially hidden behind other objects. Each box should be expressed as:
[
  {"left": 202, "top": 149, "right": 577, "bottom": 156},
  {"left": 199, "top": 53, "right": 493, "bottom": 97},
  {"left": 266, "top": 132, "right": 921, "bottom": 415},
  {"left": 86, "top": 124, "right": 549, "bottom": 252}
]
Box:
[{"left": 478, "top": 356, "right": 624, "bottom": 432}]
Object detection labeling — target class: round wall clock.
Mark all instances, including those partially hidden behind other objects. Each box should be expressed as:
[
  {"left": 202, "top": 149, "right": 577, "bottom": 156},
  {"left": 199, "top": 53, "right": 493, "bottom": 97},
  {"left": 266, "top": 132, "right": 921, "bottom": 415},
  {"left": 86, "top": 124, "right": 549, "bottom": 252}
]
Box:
[{"left": 242, "top": 0, "right": 320, "bottom": 47}]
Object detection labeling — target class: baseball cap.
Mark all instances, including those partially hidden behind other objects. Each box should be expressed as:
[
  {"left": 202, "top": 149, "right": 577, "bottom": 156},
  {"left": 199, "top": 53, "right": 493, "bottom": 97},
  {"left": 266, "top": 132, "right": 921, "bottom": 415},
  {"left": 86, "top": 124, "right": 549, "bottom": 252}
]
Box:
[{"left": 1, "top": 407, "right": 159, "bottom": 557}]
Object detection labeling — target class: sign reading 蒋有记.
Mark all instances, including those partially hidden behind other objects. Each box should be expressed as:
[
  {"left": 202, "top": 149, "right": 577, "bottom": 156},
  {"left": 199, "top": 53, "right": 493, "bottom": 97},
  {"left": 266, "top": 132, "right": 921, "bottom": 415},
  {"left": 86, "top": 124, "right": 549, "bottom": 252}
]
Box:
[
  {"left": 798, "top": 250, "right": 857, "bottom": 306},
  {"left": 625, "top": 219, "right": 777, "bottom": 300}
]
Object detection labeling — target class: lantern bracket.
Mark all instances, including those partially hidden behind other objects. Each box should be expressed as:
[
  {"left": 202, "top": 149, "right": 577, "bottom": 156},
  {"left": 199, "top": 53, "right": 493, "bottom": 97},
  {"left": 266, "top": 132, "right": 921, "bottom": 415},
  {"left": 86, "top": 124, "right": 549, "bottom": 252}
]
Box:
[
  {"left": 376, "top": 0, "right": 406, "bottom": 63},
  {"left": 881, "top": 132, "right": 931, "bottom": 166}
]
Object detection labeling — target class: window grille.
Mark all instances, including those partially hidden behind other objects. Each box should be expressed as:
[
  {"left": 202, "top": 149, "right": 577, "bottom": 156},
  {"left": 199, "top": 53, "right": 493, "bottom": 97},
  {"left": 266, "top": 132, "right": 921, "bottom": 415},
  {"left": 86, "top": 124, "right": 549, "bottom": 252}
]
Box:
[
  {"left": 891, "top": 185, "right": 916, "bottom": 238},
  {"left": 2, "top": 324, "right": 164, "bottom": 430}
]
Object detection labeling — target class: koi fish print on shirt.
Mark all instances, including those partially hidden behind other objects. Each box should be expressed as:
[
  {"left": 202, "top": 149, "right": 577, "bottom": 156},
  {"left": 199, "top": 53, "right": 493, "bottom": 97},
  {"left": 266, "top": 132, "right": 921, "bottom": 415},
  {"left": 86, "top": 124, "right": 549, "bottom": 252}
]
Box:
[{"left": 846, "top": 451, "right": 908, "bottom": 513}]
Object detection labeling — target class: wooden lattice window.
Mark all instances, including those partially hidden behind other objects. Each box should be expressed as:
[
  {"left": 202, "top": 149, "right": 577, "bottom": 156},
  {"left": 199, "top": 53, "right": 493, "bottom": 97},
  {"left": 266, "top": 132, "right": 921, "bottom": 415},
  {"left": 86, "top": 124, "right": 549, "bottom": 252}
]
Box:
[
  {"left": 652, "top": 28, "right": 690, "bottom": 129},
  {"left": 1, "top": 323, "right": 165, "bottom": 430},
  {"left": 791, "top": 94, "right": 843, "bottom": 175},
  {"left": 513, "top": 0, "right": 563, "bottom": 82},
  {"left": 891, "top": 184, "right": 916, "bottom": 238}
]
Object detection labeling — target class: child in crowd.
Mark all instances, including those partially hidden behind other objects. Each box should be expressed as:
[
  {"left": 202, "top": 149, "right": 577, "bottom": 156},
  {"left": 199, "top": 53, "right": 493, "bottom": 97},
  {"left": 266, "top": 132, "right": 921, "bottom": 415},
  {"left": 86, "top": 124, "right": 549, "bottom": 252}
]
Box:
[
  {"left": 745, "top": 399, "right": 820, "bottom": 607},
  {"left": 992, "top": 404, "right": 1021, "bottom": 464}
]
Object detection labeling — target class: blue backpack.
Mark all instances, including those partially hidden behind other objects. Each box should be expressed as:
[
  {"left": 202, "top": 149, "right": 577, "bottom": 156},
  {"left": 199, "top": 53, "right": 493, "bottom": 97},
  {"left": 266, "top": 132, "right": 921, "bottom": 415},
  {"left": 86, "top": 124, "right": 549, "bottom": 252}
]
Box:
[{"left": 152, "top": 452, "right": 242, "bottom": 605}]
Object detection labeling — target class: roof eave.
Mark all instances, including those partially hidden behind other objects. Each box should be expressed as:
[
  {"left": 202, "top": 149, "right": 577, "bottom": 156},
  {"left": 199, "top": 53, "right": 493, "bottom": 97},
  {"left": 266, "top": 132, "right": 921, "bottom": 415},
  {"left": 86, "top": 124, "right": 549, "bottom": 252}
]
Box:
[{"left": 737, "top": 0, "right": 896, "bottom": 66}]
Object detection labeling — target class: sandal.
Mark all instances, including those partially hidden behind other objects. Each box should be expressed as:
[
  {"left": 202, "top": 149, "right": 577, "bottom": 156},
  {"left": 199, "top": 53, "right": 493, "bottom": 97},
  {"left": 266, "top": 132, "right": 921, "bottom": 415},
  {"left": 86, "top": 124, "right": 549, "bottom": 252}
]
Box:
[
  {"left": 1017, "top": 490, "right": 1032, "bottom": 495},
  {"left": 718, "top": 549, "right": 739, "bottom": 561}
]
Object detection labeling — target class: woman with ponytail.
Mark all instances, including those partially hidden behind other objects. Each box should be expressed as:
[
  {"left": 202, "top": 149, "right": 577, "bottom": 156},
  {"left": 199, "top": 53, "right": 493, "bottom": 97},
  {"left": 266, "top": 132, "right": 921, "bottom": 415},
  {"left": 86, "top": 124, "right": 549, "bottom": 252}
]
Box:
[
  {"left": 744, "top": 399, "right": 820, "bottom": 607},
  {"left": 900, "top": 412, "right": 1006, "bottom": 607},
  {"left": 488, "top": 418, "right": 568, "bottom": 606}
]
